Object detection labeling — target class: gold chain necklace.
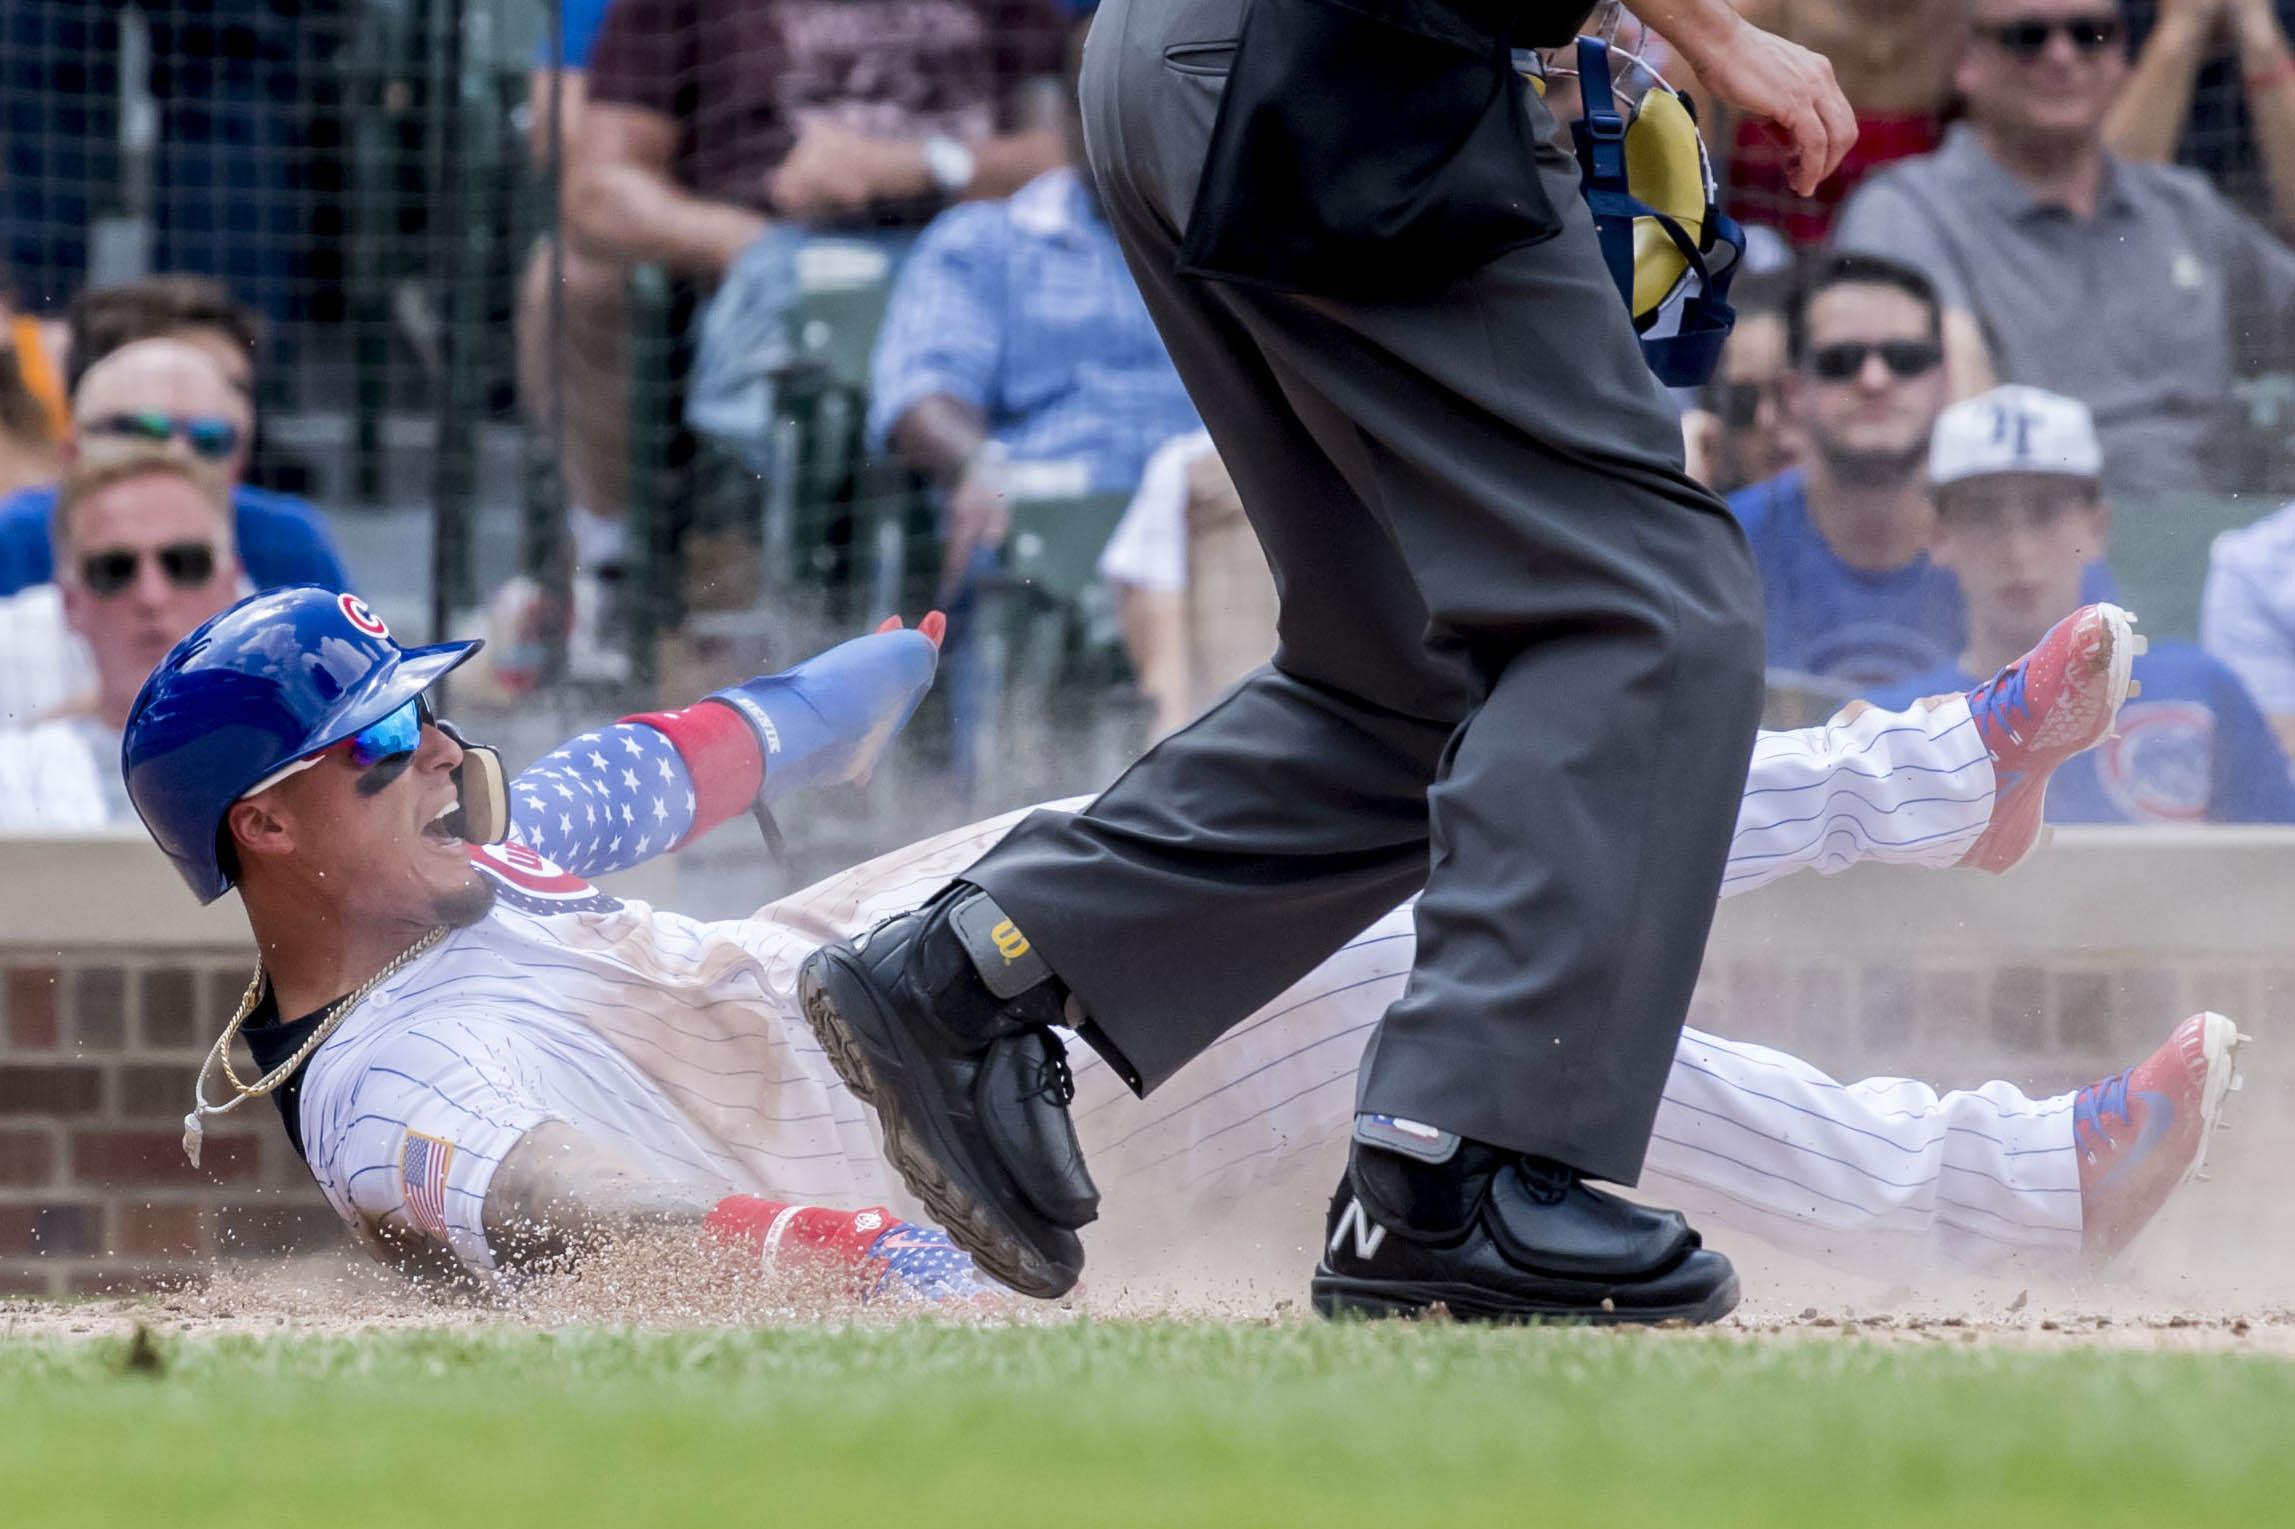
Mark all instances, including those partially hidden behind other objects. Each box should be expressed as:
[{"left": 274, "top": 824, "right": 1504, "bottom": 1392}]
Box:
[{"left": 181, "top": 926, "right": 448, "bottom": 1167}]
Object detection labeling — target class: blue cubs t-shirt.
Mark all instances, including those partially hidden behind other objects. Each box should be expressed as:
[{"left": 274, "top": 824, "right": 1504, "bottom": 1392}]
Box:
[
  {"left": 1869, "top": 640, "right": 2295, "bottom": 825},
  {"left": 1728, "top": 469, "right": 2117, "bottom": 690},
  {"left": 0, "top": 481, "right": 352, "bottom": 597},
  {"left": 1731, "top": 469, "right": 1965, "bottom": 688}
]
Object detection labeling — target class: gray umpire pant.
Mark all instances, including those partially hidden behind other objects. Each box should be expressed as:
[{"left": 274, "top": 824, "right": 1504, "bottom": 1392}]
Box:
[{"left": 965, "top": 0, "right": 1765, "bottom": 1184}]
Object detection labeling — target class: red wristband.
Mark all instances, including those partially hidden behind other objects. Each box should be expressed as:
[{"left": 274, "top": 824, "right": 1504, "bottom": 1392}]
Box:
[
  {"left": 622, "top": 701, "right": 763, "bottom": 847},
  {"left": 704, "top": 1194, "right": 895, "bottom": 1286}
]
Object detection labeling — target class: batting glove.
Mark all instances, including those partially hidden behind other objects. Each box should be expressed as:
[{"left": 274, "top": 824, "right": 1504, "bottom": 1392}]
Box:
[
  {"left": 858, "top": 1217, "right": 1003, "bottom": 1305},
  {"left": 706, "top": 1195, "right": 1000, "bottom": 1305}
]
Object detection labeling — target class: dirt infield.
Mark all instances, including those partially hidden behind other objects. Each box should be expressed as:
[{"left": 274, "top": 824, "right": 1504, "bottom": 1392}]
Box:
[
  {"left": 3, "top": 1278, "right": 2288, "bottom": 1355},
  {"left": 9, "top": 1050, "right": 2289, "bottom": 1354},
  {"left": 4, "top": 1196, "right": 2289, "bottom": 1355}
]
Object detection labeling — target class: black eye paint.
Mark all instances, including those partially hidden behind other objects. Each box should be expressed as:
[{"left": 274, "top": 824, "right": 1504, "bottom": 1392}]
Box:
[{"left": 354, "top": 752, "right": 416, "bottom": 797}]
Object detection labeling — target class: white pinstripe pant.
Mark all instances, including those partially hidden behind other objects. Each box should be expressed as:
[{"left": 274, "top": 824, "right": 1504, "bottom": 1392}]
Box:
[
  {"left": 309, "top": 696, "right": 2078, "bottom": 1275},
  {"left": 750, "top": 694, "right": 2082, "bottom": 1270}
]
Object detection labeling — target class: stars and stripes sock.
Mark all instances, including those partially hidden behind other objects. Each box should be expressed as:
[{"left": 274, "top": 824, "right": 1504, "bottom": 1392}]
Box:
[{"left": 508, "top": 720, "right": 702, "bottom": 878}]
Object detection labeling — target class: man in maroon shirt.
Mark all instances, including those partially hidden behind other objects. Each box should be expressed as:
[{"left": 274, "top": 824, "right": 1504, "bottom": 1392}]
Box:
[{"left": 552, "top": 0, "right": 1070, "bottom": 571}]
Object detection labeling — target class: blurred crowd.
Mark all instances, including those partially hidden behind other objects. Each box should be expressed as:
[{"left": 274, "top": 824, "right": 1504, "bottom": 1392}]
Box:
[{"left": 7, "top": 0, "right": 2295, "bottom": 840}]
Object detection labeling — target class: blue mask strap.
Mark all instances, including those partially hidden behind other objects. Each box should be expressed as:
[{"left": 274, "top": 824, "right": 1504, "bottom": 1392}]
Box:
[{"left": 1568, "top": 36, "right": 1639, "bottom": 315}]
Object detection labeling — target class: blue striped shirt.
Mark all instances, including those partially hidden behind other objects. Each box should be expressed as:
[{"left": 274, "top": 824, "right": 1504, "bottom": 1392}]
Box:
[{"left": 867, "top": 169, "right": 1200, "bottom": 495}]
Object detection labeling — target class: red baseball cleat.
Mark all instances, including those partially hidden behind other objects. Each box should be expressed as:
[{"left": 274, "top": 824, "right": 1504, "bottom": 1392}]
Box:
[
  {"left": 1958, "top": 602, "right": 2143, "bottom": 874},
  {"left": 2075, "top": 1012, "right": 2247, "bottom": 1264}
]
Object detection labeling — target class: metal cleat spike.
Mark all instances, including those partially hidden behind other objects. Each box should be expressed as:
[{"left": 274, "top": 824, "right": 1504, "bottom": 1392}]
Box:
[
  {"left": 2130, "top": 633, "right": 2149, "bottom": 657},
  {"left": 2126, "top": 679, "right": 2142, "bottom": 698}
]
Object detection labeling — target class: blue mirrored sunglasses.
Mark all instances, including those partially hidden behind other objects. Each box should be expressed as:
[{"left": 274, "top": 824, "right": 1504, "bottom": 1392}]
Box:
[
  {"left": 88, "top": 411, "right": 244, "bottom": 462},
  {"left": 239, "top": 694, "right": 433, "bottom": 798}
]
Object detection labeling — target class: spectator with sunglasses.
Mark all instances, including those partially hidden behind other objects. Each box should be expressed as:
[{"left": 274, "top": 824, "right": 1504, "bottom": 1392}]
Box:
[
  {"left": 2110, "top": 0, "right": 2295, "bottom": 236},
  {"left": 1832, "top": 0, "right": 2295, "bottom": 495},
  {"left": 0, "top": 448, "right": 240, "bottom": 829},
  {"left": 1689, "top": 264, "right": 1807, "bottom": 495},
  {"left": 0, "top": 329, "right": 350, "bottom": 599},
  {"left": 1727, "top": 254, "right": 1973, "bottom": 689}
]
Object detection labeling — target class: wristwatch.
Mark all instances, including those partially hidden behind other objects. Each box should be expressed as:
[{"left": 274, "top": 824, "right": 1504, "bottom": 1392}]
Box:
[{"left": 922, "top": 134, "right": 978, "bottom": 196}]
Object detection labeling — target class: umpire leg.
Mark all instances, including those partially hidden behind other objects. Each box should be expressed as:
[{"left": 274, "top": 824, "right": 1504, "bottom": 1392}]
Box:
[
  {"left": 794, "top": 0, "right": 1763, "bottom": 1304},
  {"left": 964, "top": 0, "right": 1765, "bottom": 1183}
]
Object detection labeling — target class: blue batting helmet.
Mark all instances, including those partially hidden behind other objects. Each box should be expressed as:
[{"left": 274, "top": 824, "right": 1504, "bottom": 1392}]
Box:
[{"left": 122, "top": 586, "right": 481, "bottom": 903}]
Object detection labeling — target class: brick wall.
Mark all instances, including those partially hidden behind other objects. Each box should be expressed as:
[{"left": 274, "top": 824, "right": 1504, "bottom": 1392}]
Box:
[
  {"left": 1690, "top": 828, "right": 2295, "bottom": 1278},
  {"left": 0, "top": 950, "right": 341, "bottom": 1296},
  {"left": 1695, "top": 826, "right": 2295, "bottom": 1081},
  {"left": 0, "top": 831, "right": 678, "bottom": 1297},
  {"left": 3, "top": 826, "right": 2290, "bottom": 1293}
]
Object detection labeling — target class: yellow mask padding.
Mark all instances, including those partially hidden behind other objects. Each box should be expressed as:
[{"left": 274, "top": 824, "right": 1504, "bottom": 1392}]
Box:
[{"left": 1623, "top": 86, "right": 1709, "bottom": 318}]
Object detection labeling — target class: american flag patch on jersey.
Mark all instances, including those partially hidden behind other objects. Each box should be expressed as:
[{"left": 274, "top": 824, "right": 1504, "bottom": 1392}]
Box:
[{"left": 399, "top": 1131, "right": 456, "bottom": 1240}]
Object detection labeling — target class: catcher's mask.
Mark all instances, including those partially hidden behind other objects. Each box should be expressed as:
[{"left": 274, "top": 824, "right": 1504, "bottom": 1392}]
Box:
[{"left": 1523, "top": 34, "right": 1746, "bottom": 388}]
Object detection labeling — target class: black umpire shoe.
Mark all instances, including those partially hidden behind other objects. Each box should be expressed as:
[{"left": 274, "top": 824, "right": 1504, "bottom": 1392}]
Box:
[
  {"left": 1310, "top": 1145, "right": 1740, "bottom": 1325},
  {"left": 798, "top": 885, "right": 1099, "bottom": 1298}
]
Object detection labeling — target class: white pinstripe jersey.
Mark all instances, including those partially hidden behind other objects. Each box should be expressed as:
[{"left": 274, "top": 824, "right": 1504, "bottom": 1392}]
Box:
[
  {"left": 298, "top": 694, "right": 2082, "bottom": 1278},
  {"left": 298, "top": 859, "right": 910, "bottom": 1271}
]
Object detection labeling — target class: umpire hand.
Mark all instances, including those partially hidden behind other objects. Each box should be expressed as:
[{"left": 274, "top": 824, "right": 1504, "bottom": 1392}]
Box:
[{"left": 1654, "top": 1, "right": 1857, "bottom": 195}]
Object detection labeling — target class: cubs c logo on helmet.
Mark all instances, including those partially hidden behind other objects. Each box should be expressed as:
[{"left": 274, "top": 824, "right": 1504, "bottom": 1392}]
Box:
[{"left": 340, "top": 592, "right": 391, "bottom": 639}]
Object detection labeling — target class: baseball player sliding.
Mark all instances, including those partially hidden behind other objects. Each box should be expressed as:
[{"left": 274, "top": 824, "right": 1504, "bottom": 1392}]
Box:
[{"left": 122, "top": 588, "right": 2239, "bottom": 1311}]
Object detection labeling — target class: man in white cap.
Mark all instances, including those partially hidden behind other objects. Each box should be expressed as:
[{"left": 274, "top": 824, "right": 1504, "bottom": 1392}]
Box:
[{"left": 1869, "top": 385, "right": 2295, "bottom": 825}]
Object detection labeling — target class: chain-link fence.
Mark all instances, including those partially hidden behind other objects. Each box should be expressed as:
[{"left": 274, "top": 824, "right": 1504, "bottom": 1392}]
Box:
[
  {"left": 5, "top": 1, "right": 537, "bottom": 598},
  {"left": 1, "top": 0, "right": 1136, "bottom": 891},
  {"left": 7, "top": 1, "right": 2295, "bottom": 887}
]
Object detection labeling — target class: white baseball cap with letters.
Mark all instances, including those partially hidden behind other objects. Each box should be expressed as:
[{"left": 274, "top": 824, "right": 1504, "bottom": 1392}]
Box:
[{"left": 1928, "top": 384, "right": 2104, "bottom": 489}]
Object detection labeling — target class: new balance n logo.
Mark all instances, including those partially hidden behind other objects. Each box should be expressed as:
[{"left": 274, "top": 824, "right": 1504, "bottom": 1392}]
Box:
[{"left": 1329, "top": 1196, "right": 1388, "bottom": 1262}]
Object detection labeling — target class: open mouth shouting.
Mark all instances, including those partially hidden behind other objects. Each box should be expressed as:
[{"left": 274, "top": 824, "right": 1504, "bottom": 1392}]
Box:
[{"left": 423, "top": 795, "right": 471, "bottom": 849}]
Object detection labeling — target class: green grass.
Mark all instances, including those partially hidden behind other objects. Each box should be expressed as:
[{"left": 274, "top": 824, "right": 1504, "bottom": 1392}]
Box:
[{"left": 0, "top": 1321, "right": 2286, "bottom": 1527}]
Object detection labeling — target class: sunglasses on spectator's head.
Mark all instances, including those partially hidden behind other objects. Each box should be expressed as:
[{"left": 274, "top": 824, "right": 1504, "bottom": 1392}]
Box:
[
  {"left": 1806, "top": 339, "right": 1944, "bottom": 382},
  {"left": 1981, "top": 15, "right": 2122, "bottom": 59},
  {"left": 1712, "top": 378, "right": 1786, "bottom": 429},
  {"left": 239, "top": 694, "right": 434, "bottom": 799},
  {"left": 77, "top": 540, "right": 219, "bottom": 597},
  {"left": 86, "top": 411, "right": 243, "bottom": 461}
]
